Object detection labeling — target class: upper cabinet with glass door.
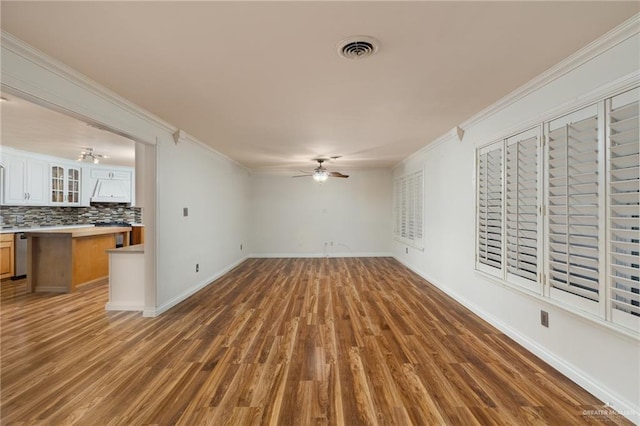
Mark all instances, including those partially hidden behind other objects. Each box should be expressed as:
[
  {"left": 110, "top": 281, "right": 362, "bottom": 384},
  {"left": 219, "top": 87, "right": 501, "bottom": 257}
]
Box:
[{"left": 49, "top": 163, "right": 81, "bottom": 206}]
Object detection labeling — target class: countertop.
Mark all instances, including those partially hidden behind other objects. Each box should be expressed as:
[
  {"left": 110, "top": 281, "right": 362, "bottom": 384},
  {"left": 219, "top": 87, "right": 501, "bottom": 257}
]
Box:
[
  {"left": 24, "top": 226, "right": 132, "bottom": 238},
  {"left": 0, "top": 224, "right": 94, "bottom": 234},
  {"left": 107, "top": 244, "right": 145, "bottom": 254},
  {"left": 1, "top": 224, "right": 143, "bottom": 234}
]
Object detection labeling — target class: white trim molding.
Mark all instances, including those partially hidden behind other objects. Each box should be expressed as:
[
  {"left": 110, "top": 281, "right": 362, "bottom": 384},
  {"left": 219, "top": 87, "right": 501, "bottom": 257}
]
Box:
[
  {"left": 1, "top": 30, "right": 174, "bottom": 136},
  {"left": 396, "top": 13, "right": 640, "bottom": 170},
  {"left": 1, "top": 29, "right": 247, "bottom": 171},
  {"left": 462, "top": 13, "right": 640, "bottom": 131},
  {"left": 171, "top": 128, "right": 249, "bottom": 171},
  {"left": 249, "top": 252, "right": 393, "bottom": 259},
  {"left": 143, "top": 256, "right": 248, "bottom": 317}
]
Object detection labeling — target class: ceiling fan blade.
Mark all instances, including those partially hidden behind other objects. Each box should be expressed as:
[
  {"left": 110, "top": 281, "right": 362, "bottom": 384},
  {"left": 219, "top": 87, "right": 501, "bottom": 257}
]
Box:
[
  {"left": 292, "top": 174, "right": 312, "bottom": 178},
  {"left": 329, "top": 172, "right": 349, "bottom": 178}
]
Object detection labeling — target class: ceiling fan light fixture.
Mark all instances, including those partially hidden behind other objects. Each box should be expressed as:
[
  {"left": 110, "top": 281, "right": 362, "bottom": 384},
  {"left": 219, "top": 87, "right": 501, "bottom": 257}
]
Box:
[
  {"left": 312, "top": 169, "right": 329, "bottom": 182},
  {"left": 77, "top": 147, "right": 107, "bottom": 164}
]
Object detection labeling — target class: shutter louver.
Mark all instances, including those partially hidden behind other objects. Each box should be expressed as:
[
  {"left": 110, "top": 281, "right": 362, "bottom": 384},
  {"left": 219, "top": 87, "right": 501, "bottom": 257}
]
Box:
[
  {"left": 478, "top": 143, "right": 503, "bottom": 271},
  {"left": 609, "top": 90, "right": 640, "bottom": 330},
  {"left": 415, "top": 173, "right": 423, "bottom": 241},
  {"left": 394, "top": 171, "right": 424, "bottom": 248},
  {"left": 407, "top": 176, "right": 416, "bottom": 240},
  {"left": 506, "top": 129, "right": 539, "bottom": 289},
  {"left": 547, "top": 107, "right": 600, "bottom": 305}
]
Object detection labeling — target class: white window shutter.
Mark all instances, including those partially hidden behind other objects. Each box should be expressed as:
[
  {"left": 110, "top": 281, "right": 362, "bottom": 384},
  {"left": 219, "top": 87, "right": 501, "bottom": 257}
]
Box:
[
  {"left": 506, "top": 128, "right": 541, "bottom": 291},
  {"left": 608, "top": 88, "right": 640, "bottom": 332},
  {"left": 546, "top": 105, "right": 601, "bottom": 313},
  {"left": 477, "top": 142, "right": 503, "bottom": 274},
  {"left": 394, "top": 180, "right": 401, "bottom": 237},
  {"left": 394, "top": 170, "right": 424, "bottom": 248}
]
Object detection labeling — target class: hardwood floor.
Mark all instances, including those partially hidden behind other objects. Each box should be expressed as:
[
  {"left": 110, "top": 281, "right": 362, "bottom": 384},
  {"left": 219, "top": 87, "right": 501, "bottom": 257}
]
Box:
[{"left": 1, "top": 258, "right": 632, "bottom": 425}]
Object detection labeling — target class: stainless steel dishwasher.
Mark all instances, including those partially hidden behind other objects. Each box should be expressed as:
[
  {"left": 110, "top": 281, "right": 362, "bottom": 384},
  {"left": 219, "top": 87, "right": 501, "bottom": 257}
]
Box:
[{"left": 14, "top": 232, "right": 27, "bottom": 279}]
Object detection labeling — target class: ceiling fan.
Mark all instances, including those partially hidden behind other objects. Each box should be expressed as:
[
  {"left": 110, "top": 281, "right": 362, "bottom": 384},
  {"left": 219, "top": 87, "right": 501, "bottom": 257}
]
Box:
[
  {"left": 77, "top": 147, "right": 108, "bottom": 164},
  {"left": 293, "top": 158, "right": 349, "bottom": 182}
]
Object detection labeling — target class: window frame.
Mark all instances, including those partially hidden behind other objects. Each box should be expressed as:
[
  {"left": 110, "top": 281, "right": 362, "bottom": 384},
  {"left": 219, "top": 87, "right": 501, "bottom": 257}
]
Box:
[
  {"left": 474, "top": 85, "right": 640, "bottom": 336},
  {"left": 476, "top": 140, "right": 504, "bottom": 277}
]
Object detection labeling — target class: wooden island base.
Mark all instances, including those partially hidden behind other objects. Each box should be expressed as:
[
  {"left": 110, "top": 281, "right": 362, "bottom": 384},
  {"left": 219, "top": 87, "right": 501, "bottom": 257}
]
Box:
[{"left": 26, "top": 227, "right": 131, "bottom": 293}]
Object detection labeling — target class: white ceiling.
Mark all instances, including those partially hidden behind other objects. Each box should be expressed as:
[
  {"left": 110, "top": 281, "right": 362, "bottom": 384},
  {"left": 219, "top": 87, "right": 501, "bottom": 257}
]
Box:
[{"left": 1, "top": 2, "right": 638, "bottom": 171}]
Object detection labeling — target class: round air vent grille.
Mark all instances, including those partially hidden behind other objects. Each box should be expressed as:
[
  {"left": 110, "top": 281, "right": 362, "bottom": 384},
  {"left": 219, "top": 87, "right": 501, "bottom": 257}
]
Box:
[{"left": 337, "top": 36, "right": 379, "bottom": 59}]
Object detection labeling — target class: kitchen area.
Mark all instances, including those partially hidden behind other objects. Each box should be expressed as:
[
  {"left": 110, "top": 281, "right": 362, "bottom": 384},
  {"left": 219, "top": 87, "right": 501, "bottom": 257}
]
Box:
[{"left": 0, "top": 92, "right": 146, "bottom": 311}]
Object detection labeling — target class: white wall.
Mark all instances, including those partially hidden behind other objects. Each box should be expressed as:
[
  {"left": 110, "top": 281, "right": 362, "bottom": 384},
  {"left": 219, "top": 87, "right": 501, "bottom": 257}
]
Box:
[
  {"left": 156, "top": 137, "right": 249, "bottom": 311},
  {"left": 393, "top": 32, "right": 640, "bottom": 419},
  {"left": 250, "top": 169, "right": 392, "bottom": 257}
]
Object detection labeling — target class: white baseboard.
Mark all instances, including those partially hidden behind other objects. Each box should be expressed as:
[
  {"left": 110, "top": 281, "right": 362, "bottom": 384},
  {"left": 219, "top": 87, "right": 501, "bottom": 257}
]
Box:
[
  {"left": 143, "top": 256, "right": 248, "bottom": 318},
  {"left": 105, "top": 302, "right": 145, "bottom": 312},
  {"left": 249, "top": 252, "right": 393, "bottom": 258},
  {"left": 394, "top": 256, "right": 640, "bottom": 424}
]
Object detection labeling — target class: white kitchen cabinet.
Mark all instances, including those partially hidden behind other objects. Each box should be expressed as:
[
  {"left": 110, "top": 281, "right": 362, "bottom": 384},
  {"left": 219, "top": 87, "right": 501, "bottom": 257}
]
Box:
[
  {"left": 3, "top": 154, "right": 48, "bottom": 205},
  {"left": 50, "top": 164, "right": 81, "bottom": 206}
]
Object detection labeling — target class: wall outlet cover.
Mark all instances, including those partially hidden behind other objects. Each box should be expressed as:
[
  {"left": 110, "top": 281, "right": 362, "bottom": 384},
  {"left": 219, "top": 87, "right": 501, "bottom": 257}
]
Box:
[{"left": 541, "top": 310, "right": 549, "bottom": 327}]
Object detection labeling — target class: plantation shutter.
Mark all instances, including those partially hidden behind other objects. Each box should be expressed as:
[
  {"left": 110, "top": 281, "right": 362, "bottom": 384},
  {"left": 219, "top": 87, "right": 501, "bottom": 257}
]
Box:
[
  {"left": 394, "top": 179, "right": 402, "bottom": 237},
  {"left": 506, "top": 128, "right": 541, "bottom": 291},
  {"left": 407, "top": 175, "right": 416, "bottom": 240},
  {"left": 546, "top": 105, "right": 601, "bottom": 313},
  {"left": 413, "top": 171, "right": 424, "bottom": 244},
  {"left": 608, "top": 88, "right": 640, "bottom": 331},
  {"left": 477, "top": 142, "right": 503, "bottom": 273},
  {"left": 394, "top": 171, "right": 424, "bottom": 248}
]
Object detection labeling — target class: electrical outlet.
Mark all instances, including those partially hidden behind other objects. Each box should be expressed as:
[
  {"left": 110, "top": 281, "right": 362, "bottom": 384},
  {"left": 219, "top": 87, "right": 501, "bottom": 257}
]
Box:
[
  {"left": 405, "top": 247, "right": 409, "bottom": 254},
  {"left": 196, "top": 263, "right": 199, "bottom": 272},
  {"left": 540, "top": 310, "right": 549, "bottom": 327},
  {"left": 240, "top": 244, "right": 243, "bottom": 251}
]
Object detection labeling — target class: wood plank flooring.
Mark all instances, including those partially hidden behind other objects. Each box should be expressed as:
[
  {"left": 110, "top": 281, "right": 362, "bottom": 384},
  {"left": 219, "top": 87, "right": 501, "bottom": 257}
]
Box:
[{"left": 1, "top": 257, "right": 632, "bottom": 425}]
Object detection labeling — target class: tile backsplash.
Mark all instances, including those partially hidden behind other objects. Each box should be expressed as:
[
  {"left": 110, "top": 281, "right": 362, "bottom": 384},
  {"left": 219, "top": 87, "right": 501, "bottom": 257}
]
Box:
[{"left": 0, "top": 204, "right": 142, "bottom": 228}]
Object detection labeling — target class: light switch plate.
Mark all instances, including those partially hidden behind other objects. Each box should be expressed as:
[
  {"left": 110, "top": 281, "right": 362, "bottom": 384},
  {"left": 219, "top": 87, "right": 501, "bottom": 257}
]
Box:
[{"left": 183, "top": 207, "right": 188, "bottom": 217}]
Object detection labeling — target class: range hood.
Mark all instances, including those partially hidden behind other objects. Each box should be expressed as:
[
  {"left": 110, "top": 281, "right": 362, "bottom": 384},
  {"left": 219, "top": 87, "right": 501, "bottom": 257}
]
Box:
[
  {"left": 88, "top": 168, "right": 133, "bottom": 204},
  {"left": 91, "top": 179, "right": 131, "bottom": 203}
]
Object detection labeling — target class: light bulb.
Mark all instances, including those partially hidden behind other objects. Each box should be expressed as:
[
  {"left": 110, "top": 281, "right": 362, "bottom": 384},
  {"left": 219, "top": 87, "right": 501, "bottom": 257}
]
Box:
[{"left": 313, "top": 170, "right": 329, "bottom": 182}]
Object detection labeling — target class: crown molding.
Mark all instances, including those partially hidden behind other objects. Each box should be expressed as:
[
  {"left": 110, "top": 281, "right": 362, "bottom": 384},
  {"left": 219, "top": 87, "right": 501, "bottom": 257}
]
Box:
[
  {"left": 461, "top": 13, "right": 639, "bottom": 131},
  {"left": 396, "top": 13, "right": 639, "bottom": 170},
  {"left": 392, "top": 125, "right": 460, "bottom": 170},
  {"left": 1, "top": 30, "right": 175, "bottom": 135},
  {"left": 476, "top": 70, "right": 639, "bottom": 150},
  {"left": 173, "top": 128, "right": 249, "bottom": 172},
  {"left": 1, "top": 30, "right": 249, "bottom": 171}
]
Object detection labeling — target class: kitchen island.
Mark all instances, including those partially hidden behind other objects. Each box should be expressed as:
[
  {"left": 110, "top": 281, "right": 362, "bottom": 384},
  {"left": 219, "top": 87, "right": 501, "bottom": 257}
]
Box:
[{"left": 26, "top": 226, "right": 132, "bottom": 293}]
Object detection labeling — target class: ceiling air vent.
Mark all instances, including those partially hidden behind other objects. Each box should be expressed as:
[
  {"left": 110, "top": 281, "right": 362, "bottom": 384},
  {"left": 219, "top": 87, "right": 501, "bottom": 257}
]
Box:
[{"left": 337, "top": 36, "right": 379, "bottom": 59}]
